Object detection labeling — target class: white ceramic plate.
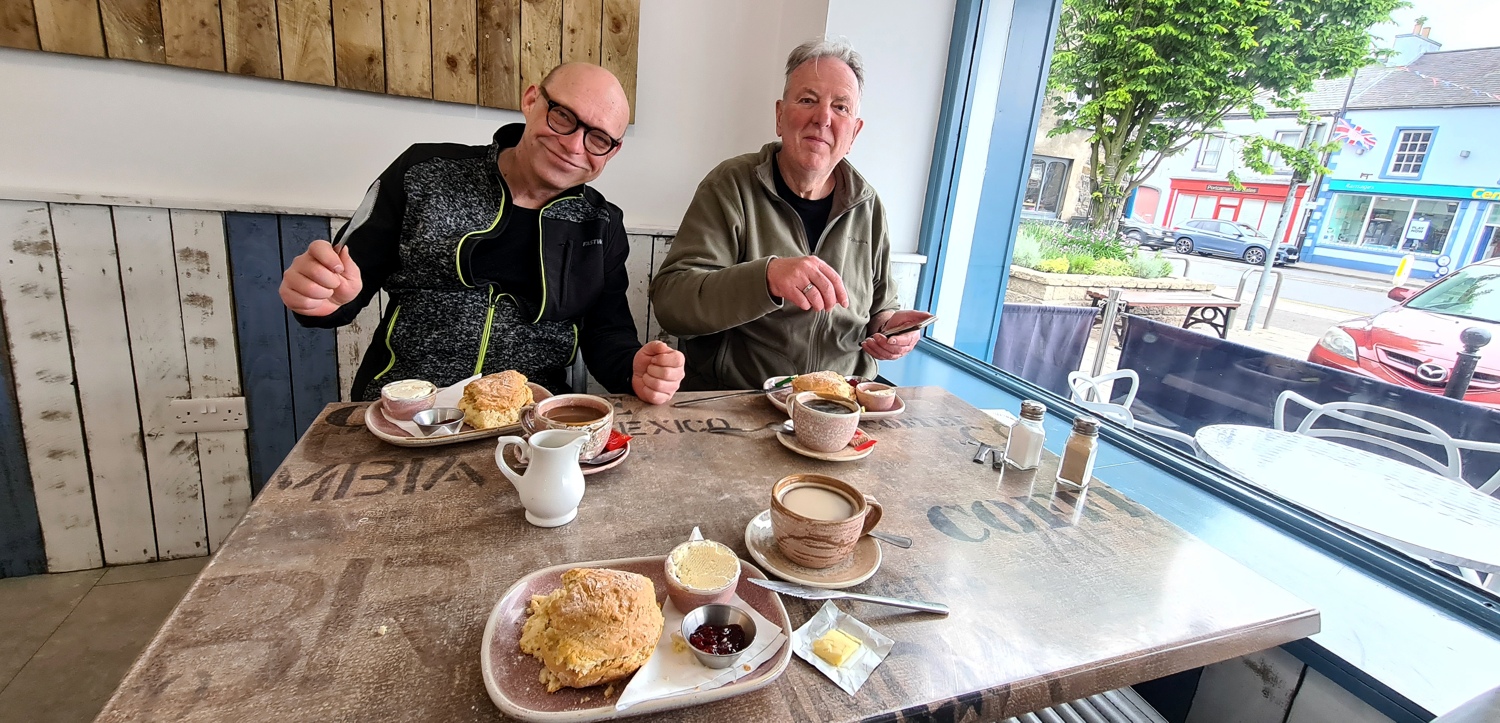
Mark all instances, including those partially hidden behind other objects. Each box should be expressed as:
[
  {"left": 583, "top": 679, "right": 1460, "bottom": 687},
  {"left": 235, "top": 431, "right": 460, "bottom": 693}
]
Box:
[{"left": 743, "top": 510, "right": 881, "bottom": 589}]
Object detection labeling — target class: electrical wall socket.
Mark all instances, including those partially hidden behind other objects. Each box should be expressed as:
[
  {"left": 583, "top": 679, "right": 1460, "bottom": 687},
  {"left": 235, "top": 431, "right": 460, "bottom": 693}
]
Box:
[{"left": 169, "top": 397, "right": 248, "bottom": 433}]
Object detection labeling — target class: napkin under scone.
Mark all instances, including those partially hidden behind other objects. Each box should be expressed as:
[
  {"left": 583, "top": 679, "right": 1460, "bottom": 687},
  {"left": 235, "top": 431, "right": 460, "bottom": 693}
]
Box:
[
  {"left": 458, "top": 370, "right": 532, "bottom": 429},
  {"left": 793, "top": 371, "right": 856, "bottom": 404},
  {"left": 520, "top": 568, "right": 664, "bottom": 693}
]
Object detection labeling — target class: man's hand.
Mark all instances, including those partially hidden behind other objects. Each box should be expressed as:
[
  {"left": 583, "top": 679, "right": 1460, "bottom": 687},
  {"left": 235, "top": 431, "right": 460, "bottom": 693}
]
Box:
[
  {"left": 767, "top": 256, "right": 849, "bottom": 312},
  {"left": 861, "top": 309, "right": 932, "bottom": 361},
  {"left": 280, "top": 240, "right": 362, "bottom": 316},
  {"left": 631, "top": 340, "right": 685, "bottom": 404}
]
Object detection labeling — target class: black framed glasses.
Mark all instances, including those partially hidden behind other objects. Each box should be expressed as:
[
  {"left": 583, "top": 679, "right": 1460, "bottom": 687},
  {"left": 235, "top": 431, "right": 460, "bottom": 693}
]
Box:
[{"left": 539, "top": 87, "right": 622, "bottom": 156}]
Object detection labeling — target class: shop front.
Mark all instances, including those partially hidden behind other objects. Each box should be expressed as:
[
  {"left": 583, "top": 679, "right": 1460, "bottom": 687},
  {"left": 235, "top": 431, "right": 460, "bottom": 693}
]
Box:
[
  {"left": 1303, "top": 179, "right": 1500, "bottom": 279},
  {"left": 1161, "top": 178, "right": 1306, "bottom": 242}
]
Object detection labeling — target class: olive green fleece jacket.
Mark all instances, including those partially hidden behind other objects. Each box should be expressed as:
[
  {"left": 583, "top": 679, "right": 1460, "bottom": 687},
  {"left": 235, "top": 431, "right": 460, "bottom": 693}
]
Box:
[{"left": 650, "top": 142, "right": 899, "bottom": 391}]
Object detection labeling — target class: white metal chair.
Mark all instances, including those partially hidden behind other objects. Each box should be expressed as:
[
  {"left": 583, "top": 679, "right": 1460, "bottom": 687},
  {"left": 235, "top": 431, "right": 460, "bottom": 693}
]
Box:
[{"left": 1066, "top": 370, "right": 1195, "bottom": 450}]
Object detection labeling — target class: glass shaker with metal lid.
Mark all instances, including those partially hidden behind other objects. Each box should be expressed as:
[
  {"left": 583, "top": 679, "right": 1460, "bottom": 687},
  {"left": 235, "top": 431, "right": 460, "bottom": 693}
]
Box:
[{"left": 1003, "top": 400, "right": 1047, "bottom": 470}]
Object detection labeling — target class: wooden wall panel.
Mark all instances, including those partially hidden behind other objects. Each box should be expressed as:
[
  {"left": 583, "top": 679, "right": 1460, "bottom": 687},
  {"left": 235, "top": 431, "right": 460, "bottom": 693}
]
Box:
[
  {"left": 600, "top": 0, "right": 636, "bottom": 122},
  {"left": 99, "top": 0, "right": 164, "bottom": 62},
  {"left": 160, "top": 0, "right": 223, "bottom": 70},
  {"left": 477, "top": 0, "right": 519, "bottom": 109},
  {"left": 0, "top": 230, "right": 48, "bottom": 579},
  {"left": 431, "top": 0, "right": 476, "bottom": 104},
  {"left": 519, "top": 0, "right": 559, "bottom": 97},
  {"left": 559, "top": 0, "right": 596, "bottom": 64},
  {"left": 226, "top": 212, "right": 296, "bottom": 494},
  {"left": 222, "top": 0, "right": 280, "bottom": 78},
  {"left": 1, "top": 0, "right": 42, "bottom": 49},
  {"left": 33, "top": 0, "right": 106, "bottom": 56},
  {"left": 331, "top": 0, "right": 381, "bottom": 92},
  {"left": 278, "top": 216, "right": 340, "bottom": 436},
  {"left": 171, "top": 209, "right": 251, "bottom": 551},
  {"left": 383, "top": 0, "right": 431, "bottom": 98},
  {"left": 277, "top": 0, "right": 333, "bottom": 85},
  {"left": 50, "top": 204, "right": 157, "bottom": 565},
  {"left": 0, "top": 201, "right": 102, "bottom": 572},
  {"left": 115, "top": 207, "right": 210, "bottom": 558}
]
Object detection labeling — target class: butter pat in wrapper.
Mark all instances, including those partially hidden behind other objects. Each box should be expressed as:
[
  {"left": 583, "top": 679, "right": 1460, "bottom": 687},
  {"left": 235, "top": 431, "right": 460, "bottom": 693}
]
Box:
[
  {"left": 792, "top": 601, "right": 894, "bottom": 696},
  {"left": 813, "top": 629, "right": 862, "bottom": 667}
]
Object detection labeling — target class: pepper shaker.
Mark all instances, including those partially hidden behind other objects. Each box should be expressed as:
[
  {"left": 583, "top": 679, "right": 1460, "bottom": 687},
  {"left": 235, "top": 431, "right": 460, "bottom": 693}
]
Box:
[{"left": 1056, "top": 416, "right": 1099, "bottom": 489}]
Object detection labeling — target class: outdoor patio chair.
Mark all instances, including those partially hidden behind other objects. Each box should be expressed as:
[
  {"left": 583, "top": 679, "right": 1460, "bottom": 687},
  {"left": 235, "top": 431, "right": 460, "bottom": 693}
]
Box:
[
  {"left": 1067, "top": 370, "right": 1196, "bottom": 451},
  {"left": 991, "top": 303, "right": 1098, "bottom": 396}
]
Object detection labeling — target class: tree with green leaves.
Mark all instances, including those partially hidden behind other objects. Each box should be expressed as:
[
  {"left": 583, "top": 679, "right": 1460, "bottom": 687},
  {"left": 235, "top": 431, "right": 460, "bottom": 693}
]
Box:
[{"left": 1047, "top": 0, "right": 1404, "bottom": 232}]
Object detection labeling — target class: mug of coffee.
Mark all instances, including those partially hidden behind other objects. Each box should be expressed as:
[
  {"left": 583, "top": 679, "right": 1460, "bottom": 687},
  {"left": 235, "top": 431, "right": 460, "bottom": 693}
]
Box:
[
  {"left": 770, "top": 474, "right": 882, "bottom": 569},
  {"left": 524, "top": 394, "right": 614, "bottom": 460},
  {"left": 789, "top": 392, "right": 860, "bottom": 453}
]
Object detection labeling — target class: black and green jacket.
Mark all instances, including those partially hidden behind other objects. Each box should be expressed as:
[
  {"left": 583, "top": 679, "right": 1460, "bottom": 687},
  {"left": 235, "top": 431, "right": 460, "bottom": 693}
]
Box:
[{"left": 296, "top": 124, "right": 640, "bottom": 402}]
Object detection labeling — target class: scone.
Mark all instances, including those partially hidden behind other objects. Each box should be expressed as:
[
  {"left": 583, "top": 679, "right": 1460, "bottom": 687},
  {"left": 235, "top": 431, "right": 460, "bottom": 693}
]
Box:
[
  {"left": 793, "top": 370, "right": 856, "bottom": 404},
  {"left": 519, "top": 568, "right": 664, "bottom": 692},
  {"left": 458, "top": 370, "right": 532, "bottom": 429}
]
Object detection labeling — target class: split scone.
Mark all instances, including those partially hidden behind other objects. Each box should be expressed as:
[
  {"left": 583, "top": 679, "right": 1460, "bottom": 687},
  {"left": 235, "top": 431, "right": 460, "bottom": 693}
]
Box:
[
  {"left": 792, "top": 370, "right": 856, "bottom": 404},
  {"left": 519, "top": 568, "right": 664, "bottom": 692},
  {"left": 458, "top": 370, "right": 532, "bottom": 429}
]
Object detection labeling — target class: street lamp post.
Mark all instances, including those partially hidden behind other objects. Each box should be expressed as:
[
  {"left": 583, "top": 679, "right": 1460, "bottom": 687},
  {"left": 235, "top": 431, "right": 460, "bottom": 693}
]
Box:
[{"left": 1443, "top": 327, "right": 1493, "bottom": 401}]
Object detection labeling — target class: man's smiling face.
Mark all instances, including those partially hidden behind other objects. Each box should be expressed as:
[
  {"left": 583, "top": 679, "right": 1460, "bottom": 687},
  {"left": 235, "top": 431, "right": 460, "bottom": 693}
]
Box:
[{"left": 775, "top": 58, "right": 864, "bottom": 182}]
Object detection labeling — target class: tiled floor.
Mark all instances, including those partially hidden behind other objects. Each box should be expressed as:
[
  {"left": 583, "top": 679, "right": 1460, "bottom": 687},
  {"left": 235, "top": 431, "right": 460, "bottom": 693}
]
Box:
[{"left": 0, "top": 557, "right": 207, "bottom": 723}]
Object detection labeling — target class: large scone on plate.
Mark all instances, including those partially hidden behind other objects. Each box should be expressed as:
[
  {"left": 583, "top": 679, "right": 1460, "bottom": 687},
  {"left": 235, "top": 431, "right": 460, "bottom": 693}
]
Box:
[
  {"left": 519, "top": 568, "right": 664, "bottom": 693},
  {"left": 458, "top": 370, "right": 533, "bottom": 429},
  {"left": 792, "top": 370, "right": 855, "bottom": 404}
]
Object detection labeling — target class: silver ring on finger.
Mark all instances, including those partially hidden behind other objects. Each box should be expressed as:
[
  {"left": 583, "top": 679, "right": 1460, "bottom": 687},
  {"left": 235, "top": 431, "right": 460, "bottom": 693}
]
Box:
[{"left": 803, "top": 283, "right": 816, "bottom": 293}]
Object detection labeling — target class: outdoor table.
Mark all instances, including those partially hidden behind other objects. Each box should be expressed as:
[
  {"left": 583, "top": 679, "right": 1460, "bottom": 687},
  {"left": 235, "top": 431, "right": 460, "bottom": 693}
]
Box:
[
  {"left": 1195, "top": 424, "right": 1500, "bottom": 574},
  {"left": 97, "top": 387, "right": 1318, "bottom": 722},
  {"left": 1086, "top": 289, "right": 1241, "bottom": 340}
]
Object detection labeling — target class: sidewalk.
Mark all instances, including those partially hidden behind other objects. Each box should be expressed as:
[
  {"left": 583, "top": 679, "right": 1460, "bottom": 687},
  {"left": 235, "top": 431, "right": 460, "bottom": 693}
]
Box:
[{"left": 1293, "top": 260, "right": 1428, "bottom": 290}]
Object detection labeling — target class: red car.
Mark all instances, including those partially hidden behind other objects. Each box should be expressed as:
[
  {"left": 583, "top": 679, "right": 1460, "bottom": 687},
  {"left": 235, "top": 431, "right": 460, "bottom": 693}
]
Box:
[{"left": 1308, "top": 257, "right": 1500, "bottom": 408}]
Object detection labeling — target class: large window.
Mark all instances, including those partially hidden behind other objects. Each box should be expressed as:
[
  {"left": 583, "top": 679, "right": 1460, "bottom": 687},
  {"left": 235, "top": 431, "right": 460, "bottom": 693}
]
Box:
[
  {"left": 1021, "top": 156, "right": 1070, "bottom": 217},
  {"left": 1482, "top": 204, "right": 1500, "bottom": 259},
  {"left": 1386, "top": 129, "right": 1434, "bottom": 177},
  {"left": 1194, "top": 135, "right": 1224, "bottom": 171},
  {"left": 1323, "top": 194, "right": 1456, "bottom": 255}
]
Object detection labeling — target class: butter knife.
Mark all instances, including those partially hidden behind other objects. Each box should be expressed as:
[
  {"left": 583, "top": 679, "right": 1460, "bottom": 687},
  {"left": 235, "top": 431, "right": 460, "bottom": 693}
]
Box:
[
  {"left": 670, "top": 377, "right": 794, "bottom": 408},
  {"left": 748, "top": 578, "right": 949, "bottom": 615}
]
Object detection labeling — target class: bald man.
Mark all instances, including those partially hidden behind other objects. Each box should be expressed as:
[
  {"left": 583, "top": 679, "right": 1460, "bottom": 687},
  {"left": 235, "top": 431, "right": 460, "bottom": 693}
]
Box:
[{"left": 281, "top": 63, "right": 684, "bottom": 404}]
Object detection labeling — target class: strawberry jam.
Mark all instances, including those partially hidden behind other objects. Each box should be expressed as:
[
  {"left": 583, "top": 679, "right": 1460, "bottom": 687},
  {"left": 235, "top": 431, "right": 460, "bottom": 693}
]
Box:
[{"left": 689, "top": 623, "right": 748, "bottom": 655}]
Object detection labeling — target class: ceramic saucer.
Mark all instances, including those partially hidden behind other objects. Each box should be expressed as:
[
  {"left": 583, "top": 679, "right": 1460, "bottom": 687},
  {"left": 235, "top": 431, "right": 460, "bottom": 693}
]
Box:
[
  {"left": 501, "top": 441, "right": 630, "bottom": 476},
  {"left": 775, "top": 431, "right": 874, "bottom": 462},
  {"left": 763, "top": 376, "right": 904, "bottom": 419},
  {"left": 743, "top": 510, "right": 881, "bottom": 589}
]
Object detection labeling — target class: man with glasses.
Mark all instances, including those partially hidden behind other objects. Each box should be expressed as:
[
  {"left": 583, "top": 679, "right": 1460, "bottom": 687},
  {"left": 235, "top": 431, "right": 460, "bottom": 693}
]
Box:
[
  {"left": 280, "top": 63, "right": 684, "bottom": 404},
  {"left": 650, "top": 40, "right": 930, "bottom": 390}
]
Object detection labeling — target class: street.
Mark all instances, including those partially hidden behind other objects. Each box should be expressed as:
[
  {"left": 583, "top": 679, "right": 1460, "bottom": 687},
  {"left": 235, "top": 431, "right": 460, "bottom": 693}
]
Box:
[{"left": 1160, "top": 251, "right": 1399, "bottom": 337}]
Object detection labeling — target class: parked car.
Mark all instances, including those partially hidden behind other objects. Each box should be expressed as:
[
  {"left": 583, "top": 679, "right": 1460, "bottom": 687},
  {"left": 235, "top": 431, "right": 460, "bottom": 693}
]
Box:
[
  {"left": 1171, "top": 219, "right": 1299, "bottom": 265},
  {"left": 1308, "top": 257, "right": 1500, "bottom": 408},
  {"left": 1117, "top": 217, "right": 1174, "bottom": 249}
]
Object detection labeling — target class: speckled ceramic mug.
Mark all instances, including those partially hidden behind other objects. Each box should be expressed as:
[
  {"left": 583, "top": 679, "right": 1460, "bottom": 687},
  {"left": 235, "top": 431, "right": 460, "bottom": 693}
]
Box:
[
  {"left": 770, "top": 474, "right": 882, "bottom": 569},
  {"left": 789, "top": 392, "right": 861, "bottom": 453}
]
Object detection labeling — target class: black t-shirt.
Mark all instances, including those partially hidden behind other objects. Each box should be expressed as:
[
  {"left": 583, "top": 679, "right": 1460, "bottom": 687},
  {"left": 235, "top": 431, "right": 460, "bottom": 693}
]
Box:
[
  {"left": 472, "top": 204, "right": 543, "bottom": 303},
  {"left": 772, "top": 154, "right": 835, "bottom": 253}
]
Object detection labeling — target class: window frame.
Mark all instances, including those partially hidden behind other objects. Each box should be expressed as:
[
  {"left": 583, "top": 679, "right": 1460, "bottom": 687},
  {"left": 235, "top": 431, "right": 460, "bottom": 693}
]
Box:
[
  {"left": 1021, "top": 155, "right": 1071, "bottom": 218},
  {"left": 1194, "top": 134, "right": 1225, "bottom": 172},
  {"left": 1269, "top": 129, "right": 1303, "bottom": 175},
  {"left": 1381, "top": 127, "right": 1436, "bottom": 181}
]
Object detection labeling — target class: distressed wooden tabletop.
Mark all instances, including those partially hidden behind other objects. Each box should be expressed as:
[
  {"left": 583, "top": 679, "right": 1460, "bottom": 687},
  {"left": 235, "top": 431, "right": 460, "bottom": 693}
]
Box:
[{"left": 97, "top": 387, "right": 1319, "bottom": 722}]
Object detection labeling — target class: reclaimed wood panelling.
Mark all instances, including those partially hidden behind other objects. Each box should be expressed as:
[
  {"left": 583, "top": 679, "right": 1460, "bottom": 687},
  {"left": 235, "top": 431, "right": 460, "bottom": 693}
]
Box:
[
  {"left": 33, "top": 0, "right": 106, "bottom": 56},
  {"left": 559, "top": 0, "right": 596, "bottom": 64},
  {"left": 623, "top": 233, "right": 651, "bottom": 347},
  {"left": 50, "top": 204, "right": 157, "bottom": 565},
  {"left": 600, "top": 0, "right": 636, "bottom": 122},
  {"left": 226, "top": 213, "right": 296, "bottom": 494},
  {"left": 0, "top": 264, "right": 47, "bottom": 578},
  {"left": 278, "top": 216, "right": 339, "bottom": 436},
  {"left": 99, "top": 0, "right": 164, "bottom": 62},
  {"left": 430, "top": 0, "right": 476, "bottom": 104},
  {"left": 0, "top": 0, "right": 41, "bottom": 50},
  {"left": 277, "top": 0, "right": 333, "bottom": 85},
  {"left": 519, "top": 0, "right": 559, "bottom": 96},
  {"left": 476, "top": 0, "right": 520, "bottom": 109},
  {"left": 221, "top": 0, "right": 280, "bottom": 78},
  {"left": 171, "top": 210, "right": 251, "bottom": 551},
  {"left": 331, "top": 0, "right": 381, "bottom": 92},
  {"left": 159, "top": 0, "right": 223, "bottom": 70},
  {"left": 382, "top": 0, "right": 431, "bottom": 98},
  {"left": 0, "top": 201, "right": 102, "bottom": 572},
  {"left": 647, "top": 235, "right": 673, "bottom": 343},
  {"left": 115, "top": 206, "right": 209, "bottom": 558}
]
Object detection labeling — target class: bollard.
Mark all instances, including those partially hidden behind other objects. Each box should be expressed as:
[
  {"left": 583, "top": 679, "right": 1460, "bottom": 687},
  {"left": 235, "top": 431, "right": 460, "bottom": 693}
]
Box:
[{"left": 1443, "top": 327, "right": 1493, "bottom": 400}]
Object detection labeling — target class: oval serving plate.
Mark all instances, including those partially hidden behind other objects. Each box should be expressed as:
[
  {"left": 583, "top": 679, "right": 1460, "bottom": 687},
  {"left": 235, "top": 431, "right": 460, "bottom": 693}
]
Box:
[
  {"left": 480, "top": 556, "right": 793, "bottom": 722},
  {"left": 364, "top": 382, "right": 552, "bottom": 448},
  {"left": 762, "top": 376, "right": 905, "bottom": 420}
]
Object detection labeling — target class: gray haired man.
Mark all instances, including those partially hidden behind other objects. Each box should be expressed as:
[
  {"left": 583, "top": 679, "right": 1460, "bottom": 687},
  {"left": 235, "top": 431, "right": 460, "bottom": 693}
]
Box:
[{"left": 650, "top": 39, "right": 932, "bottom": 391}]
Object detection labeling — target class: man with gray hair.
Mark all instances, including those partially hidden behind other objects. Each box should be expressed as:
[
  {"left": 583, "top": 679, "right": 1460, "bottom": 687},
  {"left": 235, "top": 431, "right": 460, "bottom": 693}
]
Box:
[{"left": 650, "top": 39, "right": 931, "bottom": 390}]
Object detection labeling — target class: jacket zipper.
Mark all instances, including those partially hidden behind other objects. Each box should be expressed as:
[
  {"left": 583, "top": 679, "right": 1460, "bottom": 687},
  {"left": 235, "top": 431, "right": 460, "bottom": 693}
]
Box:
[
  {"left": 372, "top": 305, "right": 402, "bottom": 382},
  {"left": 474, "top": 288, "right": 513, "bottom": 375},
  {"left": 533, "top": 194, "right": 582, "bottom": 323},
  {"left": 455, "top": 187, "right": 508, "bottom": 288}
]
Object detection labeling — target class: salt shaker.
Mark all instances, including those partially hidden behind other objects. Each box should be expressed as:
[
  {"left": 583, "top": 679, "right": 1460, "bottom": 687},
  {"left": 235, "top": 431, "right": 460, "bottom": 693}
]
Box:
[
  {"left": 1056, "top": 416, "right": 1100, "bottom": 489},
  {"left": 1003, "top": 400, "right": 1047, "bottom": 470}
]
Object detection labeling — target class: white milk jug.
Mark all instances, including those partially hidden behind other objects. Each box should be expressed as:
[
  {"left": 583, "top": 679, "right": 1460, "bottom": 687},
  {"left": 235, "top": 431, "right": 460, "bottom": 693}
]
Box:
[{"left": 494, "top": 429, "right": 588, "bottom": 527}]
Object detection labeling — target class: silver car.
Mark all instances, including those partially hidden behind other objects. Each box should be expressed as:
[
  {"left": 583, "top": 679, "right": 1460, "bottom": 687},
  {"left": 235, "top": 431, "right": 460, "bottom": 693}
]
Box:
[{"left": 1171, "top": 218, "right": 1299, "bottom": 265}]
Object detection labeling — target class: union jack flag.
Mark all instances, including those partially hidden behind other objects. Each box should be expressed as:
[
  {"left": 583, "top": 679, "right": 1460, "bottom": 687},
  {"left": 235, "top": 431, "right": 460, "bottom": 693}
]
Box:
[{"left": 1332, "top": 117, "right": 1377, "bottom": 151}]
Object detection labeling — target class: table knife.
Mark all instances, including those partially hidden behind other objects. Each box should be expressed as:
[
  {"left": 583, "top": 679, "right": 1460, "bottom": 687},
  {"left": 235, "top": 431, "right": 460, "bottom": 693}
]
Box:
[
  {"left": 671, "top": 377, "right": 794, "bottom": 407},
  {"left": 748, "top": 578, "right": 949, "bottom": 615}
]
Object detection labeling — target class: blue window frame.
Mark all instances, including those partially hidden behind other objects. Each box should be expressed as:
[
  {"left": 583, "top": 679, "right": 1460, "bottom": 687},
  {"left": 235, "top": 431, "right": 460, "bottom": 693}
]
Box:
[{"left": 1380, "top": 127, "right": 1436, "bottom": 181}]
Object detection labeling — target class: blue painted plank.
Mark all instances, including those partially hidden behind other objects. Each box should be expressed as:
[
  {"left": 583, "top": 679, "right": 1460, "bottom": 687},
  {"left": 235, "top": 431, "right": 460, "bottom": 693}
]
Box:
[
  {"left": 278, "top": 216, "right": 339, "bottom": 437},
  {"left": 226, "top": 212, "right": 296, "bottom": 494},
  {"left": 0, "top": 305, "right": 46, "bottom": 578}
]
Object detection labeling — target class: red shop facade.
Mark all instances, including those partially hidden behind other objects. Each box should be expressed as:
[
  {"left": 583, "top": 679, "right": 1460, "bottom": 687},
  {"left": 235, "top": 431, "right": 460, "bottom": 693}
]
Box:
[{"left": 1162, "top": 178, "right": 1309, "bottom": 244}]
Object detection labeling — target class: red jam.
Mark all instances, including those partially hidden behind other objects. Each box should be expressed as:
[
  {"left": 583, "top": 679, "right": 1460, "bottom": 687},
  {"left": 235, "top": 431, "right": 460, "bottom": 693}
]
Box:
[{"left": 689, "top": 623, "right": 748, "bottom": 655}]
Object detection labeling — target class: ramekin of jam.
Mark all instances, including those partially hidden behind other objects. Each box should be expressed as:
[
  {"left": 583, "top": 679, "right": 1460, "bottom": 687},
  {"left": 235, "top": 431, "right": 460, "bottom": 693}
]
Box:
[{"left": 679, "top": 603, "right": 757, "bottom": 669}]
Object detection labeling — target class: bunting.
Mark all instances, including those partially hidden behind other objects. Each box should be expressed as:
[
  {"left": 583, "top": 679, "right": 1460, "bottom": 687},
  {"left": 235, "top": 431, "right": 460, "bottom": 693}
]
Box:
[{"left": 1394, "top": 65, "right": 1500, "bottom": 101}]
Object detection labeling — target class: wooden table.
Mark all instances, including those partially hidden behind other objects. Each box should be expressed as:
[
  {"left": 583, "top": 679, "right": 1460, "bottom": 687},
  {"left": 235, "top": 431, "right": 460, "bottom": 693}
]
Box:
[
  {"left": 97, "top": 388, "right": 1318, "bottom": 722},
  {"left": 1195, "top": 424, "right": 1500, "bottom": 574},
  {"left": 1087, "top": 289, "right": 1241, "bottom": 339}
]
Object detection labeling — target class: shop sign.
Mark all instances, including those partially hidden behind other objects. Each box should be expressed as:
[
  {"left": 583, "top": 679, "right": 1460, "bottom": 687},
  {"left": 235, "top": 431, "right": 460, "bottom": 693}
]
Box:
[
  {"left": 1327, "top": 179, "right": 1500, "bottom": 200},
  {"left": 1204, "top": 184, "right": 1260, "bottom": 194}
]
